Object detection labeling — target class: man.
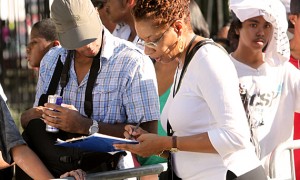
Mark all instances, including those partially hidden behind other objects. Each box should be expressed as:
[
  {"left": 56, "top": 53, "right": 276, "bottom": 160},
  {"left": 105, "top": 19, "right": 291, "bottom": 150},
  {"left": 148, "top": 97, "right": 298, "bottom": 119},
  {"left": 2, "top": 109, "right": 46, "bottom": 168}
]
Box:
[
  {"left": 105, "top": 0, "right": 139, "bottom": 43},
  {"left": 20, "top": 0, "right": 159, "bottom": 178},
  {"left": 21, "top": 19, "right": 61, "bottom": 128},
  {"left": 91, "top": 0, "right": 116, "bottom": 33},
  {"left": 26, "top": 18, "right": 60, "bottom": 69}
]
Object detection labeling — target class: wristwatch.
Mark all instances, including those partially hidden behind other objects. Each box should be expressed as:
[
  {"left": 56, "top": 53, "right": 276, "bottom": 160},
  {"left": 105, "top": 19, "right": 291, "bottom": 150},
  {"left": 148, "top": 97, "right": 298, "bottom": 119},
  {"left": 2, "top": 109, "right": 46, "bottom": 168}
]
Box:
[
  {"left": 89, "top": 120, "right": 99, "bottom": 135},
  {"left": 170, "top": 136, "right": 179, "bottom": 152}
]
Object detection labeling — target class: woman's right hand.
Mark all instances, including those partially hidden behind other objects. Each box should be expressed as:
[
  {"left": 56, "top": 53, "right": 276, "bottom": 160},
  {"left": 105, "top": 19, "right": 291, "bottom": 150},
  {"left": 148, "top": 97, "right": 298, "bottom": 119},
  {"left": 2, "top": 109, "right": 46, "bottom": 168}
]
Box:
[{"left": 124, "top": 124, "right": 148, "bottom": 140}]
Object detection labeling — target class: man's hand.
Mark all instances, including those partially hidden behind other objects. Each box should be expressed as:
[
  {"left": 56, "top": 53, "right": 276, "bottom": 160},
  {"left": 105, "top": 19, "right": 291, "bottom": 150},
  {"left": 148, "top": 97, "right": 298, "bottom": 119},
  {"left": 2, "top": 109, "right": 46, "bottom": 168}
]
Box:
[
  {"left": 20, "top": 106, "right": 45, "bottom": 129},
  {"left": 42, "top": 103, "right": 90, "bottom": 134},
  {"left": 60, "top": 169, "right": 86, "bottom": 180}
]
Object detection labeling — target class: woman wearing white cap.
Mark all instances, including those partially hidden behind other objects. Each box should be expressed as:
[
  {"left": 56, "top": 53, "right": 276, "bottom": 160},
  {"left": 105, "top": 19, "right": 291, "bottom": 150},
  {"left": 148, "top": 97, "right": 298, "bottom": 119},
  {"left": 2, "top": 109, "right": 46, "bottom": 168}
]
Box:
[{"left": 228, "top": 0, "right": 299, "bottom": 178}]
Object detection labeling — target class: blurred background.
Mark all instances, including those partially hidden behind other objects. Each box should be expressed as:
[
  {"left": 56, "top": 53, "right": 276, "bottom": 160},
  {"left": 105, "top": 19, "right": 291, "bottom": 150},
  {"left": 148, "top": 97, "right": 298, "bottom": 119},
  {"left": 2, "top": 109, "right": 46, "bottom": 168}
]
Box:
[{"left": 0, "top": 0, "right": 230, "bottom": 130}]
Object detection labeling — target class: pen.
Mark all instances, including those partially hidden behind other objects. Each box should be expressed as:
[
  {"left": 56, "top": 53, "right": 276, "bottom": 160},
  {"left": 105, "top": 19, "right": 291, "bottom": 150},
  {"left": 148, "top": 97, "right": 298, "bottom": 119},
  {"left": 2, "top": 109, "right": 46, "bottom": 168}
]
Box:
[{"left": 130, "top": 115, "right": 144, "bottom": 139}]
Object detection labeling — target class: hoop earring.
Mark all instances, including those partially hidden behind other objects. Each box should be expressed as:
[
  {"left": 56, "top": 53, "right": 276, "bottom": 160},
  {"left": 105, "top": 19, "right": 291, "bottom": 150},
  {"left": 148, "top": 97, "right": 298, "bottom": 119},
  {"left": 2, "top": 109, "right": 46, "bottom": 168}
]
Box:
[{"left": 178, "top": 36, "right": 184, "bottom": 53}]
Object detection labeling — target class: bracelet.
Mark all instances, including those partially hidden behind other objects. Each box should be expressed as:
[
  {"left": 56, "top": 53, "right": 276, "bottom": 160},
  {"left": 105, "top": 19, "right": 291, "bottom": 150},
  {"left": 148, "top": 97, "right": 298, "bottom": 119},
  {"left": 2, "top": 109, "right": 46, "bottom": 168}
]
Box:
[
  {"left": 172, "top": 136, "right": 177, "bottom": 148},
  {"left": 170, "top": 136, "right": 179, "bottom": 152}
]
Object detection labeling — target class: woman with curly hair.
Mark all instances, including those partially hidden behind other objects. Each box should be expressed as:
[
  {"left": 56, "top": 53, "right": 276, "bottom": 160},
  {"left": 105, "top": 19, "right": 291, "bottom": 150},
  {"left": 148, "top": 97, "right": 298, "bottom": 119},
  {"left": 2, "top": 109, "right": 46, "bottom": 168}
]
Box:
[{"left": 114, "top": 0, "right": 266, "bottom": 179}]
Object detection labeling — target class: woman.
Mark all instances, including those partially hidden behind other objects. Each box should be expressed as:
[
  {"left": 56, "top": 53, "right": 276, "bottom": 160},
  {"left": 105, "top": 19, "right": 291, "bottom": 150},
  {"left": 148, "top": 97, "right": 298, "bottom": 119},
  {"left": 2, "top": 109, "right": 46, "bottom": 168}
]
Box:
[
  {"left": 228, "top": 0, "right": 298, "bottom": 178},
  {"left": 114, "top": 0, "right": 266, "bottom": 179},
  {"left": 135, "top": 1, "right": 211, "bottom": 179}
]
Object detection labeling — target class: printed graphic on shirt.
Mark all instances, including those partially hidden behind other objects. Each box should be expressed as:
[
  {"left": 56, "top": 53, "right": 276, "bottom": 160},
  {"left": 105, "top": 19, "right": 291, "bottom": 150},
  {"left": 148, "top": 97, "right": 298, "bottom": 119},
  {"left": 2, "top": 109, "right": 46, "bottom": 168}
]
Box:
[{"left": 239, "top": 82, "right": 282, "bottom": 129}]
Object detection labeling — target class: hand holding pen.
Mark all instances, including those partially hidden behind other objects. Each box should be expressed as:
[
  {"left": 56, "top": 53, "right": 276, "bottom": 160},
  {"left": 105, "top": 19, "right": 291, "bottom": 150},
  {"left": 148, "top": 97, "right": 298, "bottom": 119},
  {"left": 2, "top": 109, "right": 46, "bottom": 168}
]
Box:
[{"left": 128, "top": 115, "right": 144, "bottom": 139}]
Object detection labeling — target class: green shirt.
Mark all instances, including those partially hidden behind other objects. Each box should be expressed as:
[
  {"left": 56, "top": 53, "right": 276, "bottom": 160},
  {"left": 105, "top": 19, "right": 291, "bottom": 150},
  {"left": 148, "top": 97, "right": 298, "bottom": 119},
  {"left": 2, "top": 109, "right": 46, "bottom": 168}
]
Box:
[{"left": 137, "top": 87, "right": 170, "bottom": 165}]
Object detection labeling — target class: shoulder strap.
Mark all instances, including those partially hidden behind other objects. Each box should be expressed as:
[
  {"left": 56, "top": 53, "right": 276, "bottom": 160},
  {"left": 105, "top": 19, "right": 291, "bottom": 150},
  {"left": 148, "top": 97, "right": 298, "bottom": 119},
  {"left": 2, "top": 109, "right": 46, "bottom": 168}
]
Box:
[
  {"left": 174, "top": 39, "right": 222, "bottom": 97},
  {"left": 84, "top": 52, "right": 101, "bottom": 118},
  {"left": 83, "top": 30, "right": 104, "bottom": 117},
  {"left": 48, "top": 56, "right": 64, "bottom": 95},
  {"left": 38, "top": 56, "right": 63, "bottom": 106},
  {"left": 168, "top": 38, "right": 226, "bottom": 136},
  {"left": 59, "top": 50, "right": 74, "bottom": 96}
]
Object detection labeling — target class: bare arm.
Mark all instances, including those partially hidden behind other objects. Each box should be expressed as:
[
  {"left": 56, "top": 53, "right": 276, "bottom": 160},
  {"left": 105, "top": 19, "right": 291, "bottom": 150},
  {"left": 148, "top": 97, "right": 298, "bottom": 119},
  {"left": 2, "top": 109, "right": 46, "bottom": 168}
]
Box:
[
  {"left": 114, "top": 126, "right": 217, "bottom": 157},
  {"left": 11, "top": 145, "right": 53, "bottom": 180},
  {"left": 176, "top": 133, "right": 217, "bottom": 153},
  {"left": 140, "top": 120, "right": 158, "bottom": 134}
]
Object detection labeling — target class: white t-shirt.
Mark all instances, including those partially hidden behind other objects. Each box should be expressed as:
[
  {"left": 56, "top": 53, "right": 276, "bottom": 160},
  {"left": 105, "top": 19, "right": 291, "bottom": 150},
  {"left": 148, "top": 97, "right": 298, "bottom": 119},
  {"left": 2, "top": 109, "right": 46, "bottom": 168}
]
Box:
[
  {"left": 112, "top": 23, "right": 143, "bottom": 50},
  {"left": 161, "top": 43, "right": 260, "bottom": 180},
  {"left": 230, "top": 54, "right": 300, "bottom": 176}
]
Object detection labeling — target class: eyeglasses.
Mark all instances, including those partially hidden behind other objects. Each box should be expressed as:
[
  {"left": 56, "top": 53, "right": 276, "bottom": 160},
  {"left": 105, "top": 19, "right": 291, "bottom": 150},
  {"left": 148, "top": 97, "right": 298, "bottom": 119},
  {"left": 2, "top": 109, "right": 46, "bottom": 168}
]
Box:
[{"left": 137, "top": 24, "right": 172, "bottom": 49}]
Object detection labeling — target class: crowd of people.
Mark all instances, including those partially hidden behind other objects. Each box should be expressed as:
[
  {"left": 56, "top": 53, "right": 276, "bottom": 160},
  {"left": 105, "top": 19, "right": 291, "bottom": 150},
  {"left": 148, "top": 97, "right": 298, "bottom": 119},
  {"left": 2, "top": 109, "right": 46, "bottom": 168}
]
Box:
[{"left": 0, "top": 0, "right": 299, "bottom": 179}]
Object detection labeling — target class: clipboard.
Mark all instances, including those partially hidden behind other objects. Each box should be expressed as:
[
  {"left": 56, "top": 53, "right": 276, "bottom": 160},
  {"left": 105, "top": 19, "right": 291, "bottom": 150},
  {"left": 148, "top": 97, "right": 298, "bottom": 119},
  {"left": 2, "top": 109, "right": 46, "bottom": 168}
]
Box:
[{"left": 55, "top": 133, "right": 138, "bottom": 152}]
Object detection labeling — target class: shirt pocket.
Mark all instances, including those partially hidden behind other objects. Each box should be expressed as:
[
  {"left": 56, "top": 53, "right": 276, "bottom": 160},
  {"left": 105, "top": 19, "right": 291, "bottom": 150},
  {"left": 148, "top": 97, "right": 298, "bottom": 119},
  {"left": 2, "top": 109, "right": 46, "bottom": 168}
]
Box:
[{"left": 92, "top": 84, "right": 119, "bottom": 108}]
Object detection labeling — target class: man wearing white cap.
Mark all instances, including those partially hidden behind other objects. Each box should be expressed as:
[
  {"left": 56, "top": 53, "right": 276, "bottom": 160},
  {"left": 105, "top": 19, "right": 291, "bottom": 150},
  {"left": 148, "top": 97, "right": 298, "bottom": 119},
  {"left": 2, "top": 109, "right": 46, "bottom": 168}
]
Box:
[
  {"left": 228, "top": 0, "right": 300, "bottom": 178},
  {"left": 19, "top": 0, "right": 159, "bottom": 178}
]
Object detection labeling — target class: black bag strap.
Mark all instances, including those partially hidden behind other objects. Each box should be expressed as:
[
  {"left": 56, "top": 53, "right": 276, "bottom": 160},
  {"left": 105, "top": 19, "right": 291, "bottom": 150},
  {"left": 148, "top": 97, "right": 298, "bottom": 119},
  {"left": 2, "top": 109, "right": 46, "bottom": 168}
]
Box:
[
  {"left": 172, "top": 38, "right": 225, "bottom": 98},
  {"left": 59, "top": 50, "right": 74, "bottom": 96},
  {"left": 167, "top": 38, "right": 226, "bottom": 136},
  {"left": 38, "top": 56, "right": 63, "bottom": 106},
  {"left": 48, "top": 56, "right": 64, "bottom": 95},
  {"left": 172, "top": 35, "right": 197, "bottom": 98},
  {"left": 84, "top": 52, "right": 101, "bottom": 118}
]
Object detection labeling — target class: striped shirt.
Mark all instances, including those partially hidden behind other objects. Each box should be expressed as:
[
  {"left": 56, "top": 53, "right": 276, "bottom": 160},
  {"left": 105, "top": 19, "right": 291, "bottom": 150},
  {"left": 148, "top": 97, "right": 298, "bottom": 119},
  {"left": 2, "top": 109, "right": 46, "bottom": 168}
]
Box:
[{"left": 34, "top": 29, "right": 160, "bottom": 124}]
